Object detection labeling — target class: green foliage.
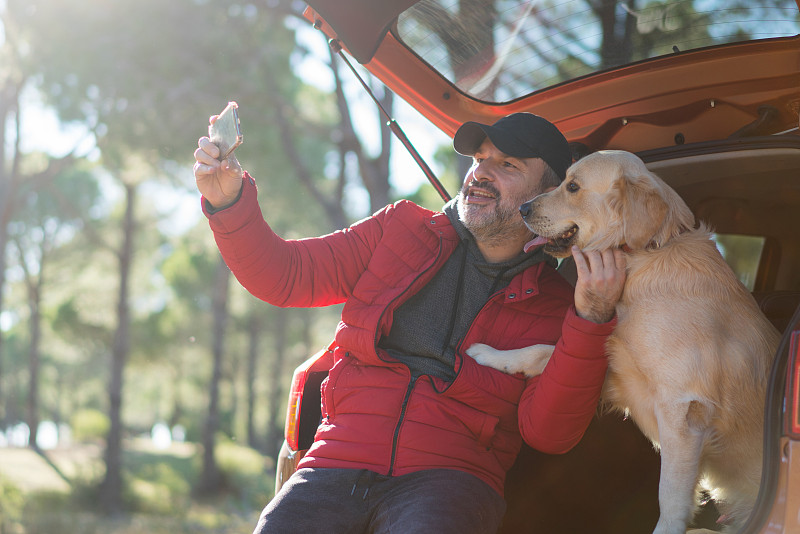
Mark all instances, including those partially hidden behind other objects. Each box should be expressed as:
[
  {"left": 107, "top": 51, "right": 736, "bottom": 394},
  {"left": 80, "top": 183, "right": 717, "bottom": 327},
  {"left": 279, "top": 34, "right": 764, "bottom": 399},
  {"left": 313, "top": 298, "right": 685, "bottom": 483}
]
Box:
[
  {"left": 18, "top": 0, "right": 305, "bottom": 170},
  {"left": 159, "top": 239, "right": 219, "bottom": 310},
  {"left": 214, "top": 438, "right": 273, "bottom": 507},
  {"left": 71, "top": 409, "right": 111, "bottom": 443},
  {"left": 16, "top": 507, "right": 256, "bottom": 534},
  {"left": 714, "top": 234, "right": 766, "bottom": 291},
  {"left": 18, "top": 490, "right": 80, "bottom": 534},
  {"left": 0, "top": 441, "right": 267, "bottom": 530},
  {"left": 403, "top": 143, "right": 463, "bottom": 210},
  {"left": 122, "top": 449, "right": 194, "bottom": 515},
  {"left": 15, "top": 487, "right": 257, "bottom": 534},
  {"left": 0, "top": 475, "right": 24, "bottom": 530},
  {"left": 0, "top": 0, "right": 441, "bottom": 526}
]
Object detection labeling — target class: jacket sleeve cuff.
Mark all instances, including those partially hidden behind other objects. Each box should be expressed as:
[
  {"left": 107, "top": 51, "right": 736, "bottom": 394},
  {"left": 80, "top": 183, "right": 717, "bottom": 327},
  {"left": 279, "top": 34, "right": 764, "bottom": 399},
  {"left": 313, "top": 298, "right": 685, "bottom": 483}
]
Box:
[
  {"left": 561, "top": 305, "right": 616, "bottom": 360},
  {"left": 202, "top": 172, "right": 260, "bottom": 234},
  {"left": 203, "top": 184, "right": 244, "bottom": 215}
]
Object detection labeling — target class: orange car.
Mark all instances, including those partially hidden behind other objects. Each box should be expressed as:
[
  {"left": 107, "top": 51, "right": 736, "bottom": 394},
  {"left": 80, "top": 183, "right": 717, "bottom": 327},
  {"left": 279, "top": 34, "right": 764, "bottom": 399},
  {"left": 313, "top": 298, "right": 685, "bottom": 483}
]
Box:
[{"left": 277, "top": 1, "right": 800, "bottom": 532}]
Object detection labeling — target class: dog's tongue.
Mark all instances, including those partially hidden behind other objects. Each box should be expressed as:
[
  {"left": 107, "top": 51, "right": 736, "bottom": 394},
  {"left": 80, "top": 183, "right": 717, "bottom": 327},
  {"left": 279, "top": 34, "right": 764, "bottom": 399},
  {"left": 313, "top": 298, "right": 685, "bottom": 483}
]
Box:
[{"left": 524, "top": 235, "right": 548, "bottom": 253}]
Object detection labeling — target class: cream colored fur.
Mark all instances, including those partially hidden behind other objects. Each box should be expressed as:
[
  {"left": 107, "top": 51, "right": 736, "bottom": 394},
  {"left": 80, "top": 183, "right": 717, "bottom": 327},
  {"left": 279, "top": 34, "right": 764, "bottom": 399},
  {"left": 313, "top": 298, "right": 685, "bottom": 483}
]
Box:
[{"left": 467, "top": 150, "right": 780, "bottom": 534}]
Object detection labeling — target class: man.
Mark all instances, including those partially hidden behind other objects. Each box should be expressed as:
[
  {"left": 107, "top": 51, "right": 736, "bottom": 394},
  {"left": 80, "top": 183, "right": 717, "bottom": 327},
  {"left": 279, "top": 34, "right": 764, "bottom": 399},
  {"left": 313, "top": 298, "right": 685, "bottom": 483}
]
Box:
[{"left": 193, "top": 112, "right": 626, "bottom": 534}]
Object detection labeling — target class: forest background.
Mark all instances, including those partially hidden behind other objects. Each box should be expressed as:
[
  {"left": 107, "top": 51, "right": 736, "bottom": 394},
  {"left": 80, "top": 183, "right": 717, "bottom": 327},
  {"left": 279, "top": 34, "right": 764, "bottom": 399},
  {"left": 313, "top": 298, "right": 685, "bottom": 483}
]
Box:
[{"left": 0, "top": 0, "right": 457, "bottom": 532}]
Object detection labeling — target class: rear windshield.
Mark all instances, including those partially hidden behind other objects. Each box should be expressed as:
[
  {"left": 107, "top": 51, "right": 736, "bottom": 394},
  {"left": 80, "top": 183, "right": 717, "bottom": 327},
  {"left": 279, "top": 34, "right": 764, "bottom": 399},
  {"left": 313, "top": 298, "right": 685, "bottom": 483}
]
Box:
[
  {"left": 395, "top": 0, "right": 800, "bottom": 103},
  {"left": 714, "top": 233, "right": 766, "bottom": 291}
]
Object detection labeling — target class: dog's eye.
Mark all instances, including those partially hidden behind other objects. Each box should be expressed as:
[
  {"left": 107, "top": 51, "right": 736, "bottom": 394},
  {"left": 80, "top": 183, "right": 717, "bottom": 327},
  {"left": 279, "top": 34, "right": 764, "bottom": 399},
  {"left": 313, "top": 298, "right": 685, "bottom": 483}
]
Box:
[{"left": 566, "top": 181, "right": 580, "bottom": 193}]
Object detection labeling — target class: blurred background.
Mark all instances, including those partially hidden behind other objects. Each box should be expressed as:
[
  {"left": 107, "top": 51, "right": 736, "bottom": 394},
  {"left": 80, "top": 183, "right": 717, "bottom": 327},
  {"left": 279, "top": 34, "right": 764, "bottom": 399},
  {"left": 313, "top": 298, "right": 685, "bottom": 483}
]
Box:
[{"left": 0, "top": 0, "right": 456, "bottom": 531}]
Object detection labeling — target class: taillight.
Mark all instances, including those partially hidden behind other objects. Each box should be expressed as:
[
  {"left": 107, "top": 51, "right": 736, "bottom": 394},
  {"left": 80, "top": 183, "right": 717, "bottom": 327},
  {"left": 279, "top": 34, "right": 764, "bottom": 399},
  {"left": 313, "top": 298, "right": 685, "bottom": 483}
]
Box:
[
  {"left": 284, "top": 367, "right": 306, "bottom": 451},
  {"left": 786, "top": 331, "right": 800, "bottom": 438},
  {"left": 284, "top": 348, "right": 334, "bottom": 452}
]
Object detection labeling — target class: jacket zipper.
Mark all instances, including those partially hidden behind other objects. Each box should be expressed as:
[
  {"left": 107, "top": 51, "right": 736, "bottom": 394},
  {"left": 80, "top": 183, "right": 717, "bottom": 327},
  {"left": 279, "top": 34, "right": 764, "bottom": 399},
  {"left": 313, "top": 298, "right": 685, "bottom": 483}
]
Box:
[
  {"left": 375, "top": 231, "right": 446, "bottom": 475},
  {"left": 388, "top": 287, "right": 506, "bottom": 473},
  {"left": 387, "top": 375, "right": 418, "bottom": 476}
]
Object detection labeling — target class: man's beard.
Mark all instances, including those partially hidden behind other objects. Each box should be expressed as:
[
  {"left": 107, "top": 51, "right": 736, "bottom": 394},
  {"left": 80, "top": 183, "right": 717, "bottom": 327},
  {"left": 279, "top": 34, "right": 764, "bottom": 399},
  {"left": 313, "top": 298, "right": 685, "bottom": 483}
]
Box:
[{"left": 457, "top": 181, "right": 540, "bottom": 248}]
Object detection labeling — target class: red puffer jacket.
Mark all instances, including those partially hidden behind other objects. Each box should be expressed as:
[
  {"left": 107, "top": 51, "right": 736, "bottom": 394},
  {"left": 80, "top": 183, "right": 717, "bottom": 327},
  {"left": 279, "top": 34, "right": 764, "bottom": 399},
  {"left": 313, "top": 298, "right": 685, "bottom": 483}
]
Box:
[{"left": 205, "top": 174, "right": 614, "bottom": 496}]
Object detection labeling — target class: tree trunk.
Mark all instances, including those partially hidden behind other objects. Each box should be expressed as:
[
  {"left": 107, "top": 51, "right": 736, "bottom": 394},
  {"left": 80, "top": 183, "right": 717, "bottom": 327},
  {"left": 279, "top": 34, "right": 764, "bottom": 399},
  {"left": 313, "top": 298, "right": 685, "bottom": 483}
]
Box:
[
  {"left": 0, "top": 78, "right": 23, "bottom": 428},
  {"left": 598, "top": 0, "right": 636, "bottom": 69},
  {"left": 0, "top": 231, "right": 8, "bottom": 428},
  {"left": 328, "top": 45, "right": 393, "bottom": 215},
  {"left": 195, "top": 255, "right": 230, "bottom": 495},
  {"left": 168, "top": 354, "right": 184, "bottom": 430},
  {"left": 26, "top": 284, "right": 41, "bottom": 449},
  {"left": 264, "top": 310, "right": 287, "bottom": 459},
  {"left": 246, "top": 312, "right": 261, "bottom": 450},
  {"left": 99, "top": 183, "right": 136, "bottom": 515}
]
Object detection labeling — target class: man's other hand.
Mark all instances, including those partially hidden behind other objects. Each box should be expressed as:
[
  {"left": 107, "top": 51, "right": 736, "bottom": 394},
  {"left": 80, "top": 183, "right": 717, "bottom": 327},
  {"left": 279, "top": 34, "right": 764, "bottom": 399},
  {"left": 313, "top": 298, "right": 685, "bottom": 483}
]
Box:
[{"left": 571, "top": 246, "right": 626, "bottom": 323}]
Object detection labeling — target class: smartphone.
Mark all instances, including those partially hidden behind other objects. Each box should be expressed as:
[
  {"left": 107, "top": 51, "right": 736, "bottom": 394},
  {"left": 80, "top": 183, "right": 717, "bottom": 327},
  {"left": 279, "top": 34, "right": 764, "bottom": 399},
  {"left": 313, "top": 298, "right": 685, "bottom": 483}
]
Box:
[{"left": 208, "top": 101, "right": 243, "bottom": 160}]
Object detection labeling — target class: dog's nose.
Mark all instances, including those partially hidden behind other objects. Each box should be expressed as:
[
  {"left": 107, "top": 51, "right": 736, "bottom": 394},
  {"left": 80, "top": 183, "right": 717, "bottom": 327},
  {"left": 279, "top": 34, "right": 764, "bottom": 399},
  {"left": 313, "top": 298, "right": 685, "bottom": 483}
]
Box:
[{"left": 519, "top": 201, "right": 532, "bottom": 219}]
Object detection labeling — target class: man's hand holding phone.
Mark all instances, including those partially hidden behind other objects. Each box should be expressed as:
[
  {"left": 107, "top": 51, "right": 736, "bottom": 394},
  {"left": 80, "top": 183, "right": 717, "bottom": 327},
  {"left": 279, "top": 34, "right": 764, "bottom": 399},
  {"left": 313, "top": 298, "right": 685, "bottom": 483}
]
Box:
[{"left": 194, "top": 102, "right": 245, "bottom": 210}]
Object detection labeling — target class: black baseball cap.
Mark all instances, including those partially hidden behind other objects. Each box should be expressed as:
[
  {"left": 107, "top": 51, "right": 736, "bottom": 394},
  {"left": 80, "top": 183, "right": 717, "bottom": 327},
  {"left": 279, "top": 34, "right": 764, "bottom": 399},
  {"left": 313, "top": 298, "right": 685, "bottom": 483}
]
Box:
[{"left": 453, "top": 113, "right": 571, "bottom": 180}]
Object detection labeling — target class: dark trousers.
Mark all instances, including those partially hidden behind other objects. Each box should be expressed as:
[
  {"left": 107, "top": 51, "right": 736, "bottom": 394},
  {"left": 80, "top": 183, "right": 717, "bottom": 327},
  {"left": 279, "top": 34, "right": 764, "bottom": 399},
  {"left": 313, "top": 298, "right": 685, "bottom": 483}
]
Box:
[{"left": 253, "top": 467, "right": 507, "bottom": 534}]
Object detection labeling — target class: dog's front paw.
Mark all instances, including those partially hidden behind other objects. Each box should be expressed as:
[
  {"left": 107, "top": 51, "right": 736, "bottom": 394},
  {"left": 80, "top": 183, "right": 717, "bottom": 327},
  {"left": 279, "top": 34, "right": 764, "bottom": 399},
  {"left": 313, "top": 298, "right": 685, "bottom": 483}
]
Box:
[
  {"left": 466, "top": 343, "right": 528, "bottom": 376},
  {"left": 465, "top": 343, "right": 498, "bottom": 362},
  {"left": 466, "top": 343, "right": 514, "bottom": 374},
  {"left": 466, "top": 343, "right": 556, "bottom": 377}
]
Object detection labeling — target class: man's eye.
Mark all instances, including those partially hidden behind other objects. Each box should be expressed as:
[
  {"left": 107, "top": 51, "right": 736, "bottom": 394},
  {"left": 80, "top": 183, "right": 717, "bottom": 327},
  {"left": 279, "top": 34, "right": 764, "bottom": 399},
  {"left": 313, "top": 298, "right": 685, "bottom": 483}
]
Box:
[
  {"left": 566, "top": 181, "right": 580, "bottom": 192},
  {"left": 503, "top": 161, "right": 516, "bottom": 169}
]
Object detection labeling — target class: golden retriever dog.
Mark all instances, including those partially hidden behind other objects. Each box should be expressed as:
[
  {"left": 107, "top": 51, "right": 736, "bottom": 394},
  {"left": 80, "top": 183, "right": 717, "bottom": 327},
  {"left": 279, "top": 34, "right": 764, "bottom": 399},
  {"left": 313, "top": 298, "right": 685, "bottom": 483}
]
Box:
[{"left": 467, "top": 150, "right": 780, "bottom": 534}]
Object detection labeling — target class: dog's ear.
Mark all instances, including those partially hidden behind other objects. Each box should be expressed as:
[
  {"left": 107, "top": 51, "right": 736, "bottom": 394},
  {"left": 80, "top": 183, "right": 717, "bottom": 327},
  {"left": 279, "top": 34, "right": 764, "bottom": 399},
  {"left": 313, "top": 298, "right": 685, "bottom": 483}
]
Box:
[{"left": 614, "top": 173, "right": 669, "bottom": 250}]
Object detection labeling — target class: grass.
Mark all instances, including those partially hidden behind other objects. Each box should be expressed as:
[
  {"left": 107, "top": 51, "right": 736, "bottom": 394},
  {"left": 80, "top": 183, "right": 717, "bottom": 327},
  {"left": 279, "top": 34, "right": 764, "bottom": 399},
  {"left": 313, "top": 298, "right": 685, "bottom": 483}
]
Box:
[{"left": 0, "top": 438, "right": 274, "bottom": 533}]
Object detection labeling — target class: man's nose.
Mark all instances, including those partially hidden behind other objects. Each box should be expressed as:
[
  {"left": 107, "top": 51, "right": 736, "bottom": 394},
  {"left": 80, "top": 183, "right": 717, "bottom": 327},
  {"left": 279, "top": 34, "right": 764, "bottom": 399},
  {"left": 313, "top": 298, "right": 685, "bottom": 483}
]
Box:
[{"left": 471, "top": 160, "right": 493, "bottom": 182}]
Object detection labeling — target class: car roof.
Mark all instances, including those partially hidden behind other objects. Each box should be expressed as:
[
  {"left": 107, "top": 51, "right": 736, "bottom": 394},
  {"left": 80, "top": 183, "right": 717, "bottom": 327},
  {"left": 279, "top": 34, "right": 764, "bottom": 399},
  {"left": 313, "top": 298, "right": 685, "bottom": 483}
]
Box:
[{"left": 304, "top": 0, "right": 800, "bottom": 154}]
